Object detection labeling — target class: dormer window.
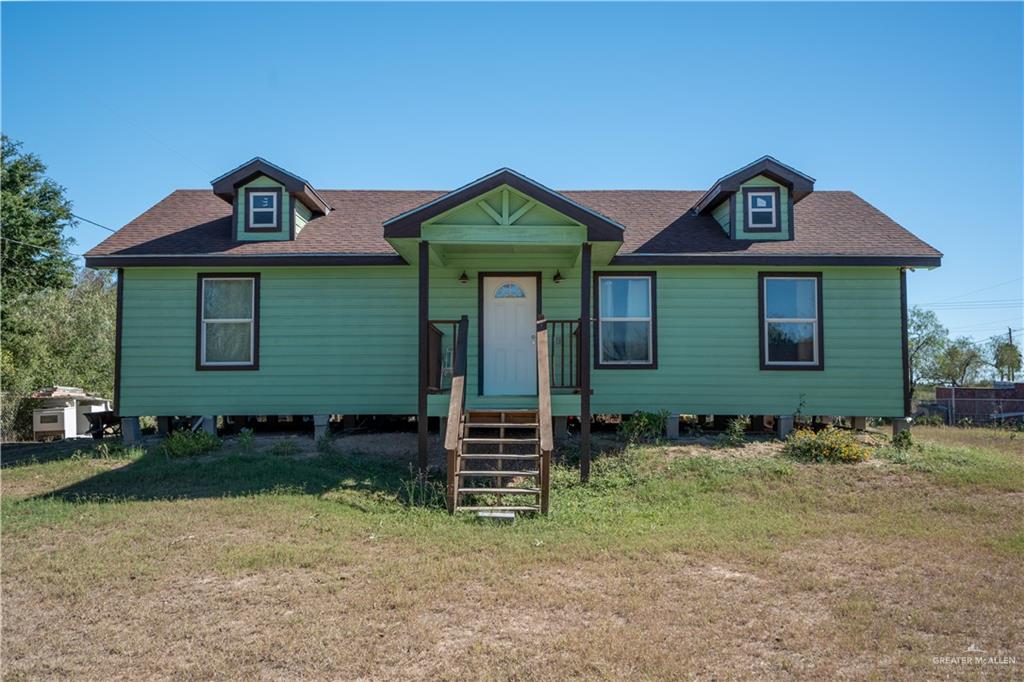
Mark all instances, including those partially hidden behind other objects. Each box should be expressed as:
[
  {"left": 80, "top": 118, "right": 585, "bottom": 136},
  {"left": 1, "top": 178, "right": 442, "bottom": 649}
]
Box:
[
  {"left": 746, "top": 189, "right": 778, "bottom": 230},
  {"left": 247, "top": 190, "right": 280, "bottom": 230}
]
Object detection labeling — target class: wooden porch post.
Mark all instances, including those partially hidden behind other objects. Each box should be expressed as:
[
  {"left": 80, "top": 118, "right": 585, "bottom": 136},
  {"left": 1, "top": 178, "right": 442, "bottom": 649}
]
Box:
[
  {"left": 579, "top": 242, "right": 592, "bottom": 482},
  {"left": 418, "top": 240, "right": 430, "bottom": 475}
]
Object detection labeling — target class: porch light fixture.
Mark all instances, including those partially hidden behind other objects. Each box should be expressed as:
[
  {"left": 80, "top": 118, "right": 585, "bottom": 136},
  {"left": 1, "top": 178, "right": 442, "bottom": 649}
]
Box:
[
  {"left": 553, "top": 270, "right": 563, "bottom": 284},
  {"left": 459, "top": 271, "right": 469, "bottom": 284}
]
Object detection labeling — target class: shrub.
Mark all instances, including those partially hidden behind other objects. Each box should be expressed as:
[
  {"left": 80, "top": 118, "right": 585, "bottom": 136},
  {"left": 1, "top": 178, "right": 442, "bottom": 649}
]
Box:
[
  {"left": 913, "top": 414, "right": 944, "bottom": 427},
  {"left": 783, "top": 426, "right": 869, "bottom": 463},
  {"left": 158, "top": 430, "right": 221, "bottom": 459},
  {"left": 716, "top": 416, "right": 748, "bottom": 448},
  {"left": 618, "top": 410, "right": 669, "bottom": 443}
]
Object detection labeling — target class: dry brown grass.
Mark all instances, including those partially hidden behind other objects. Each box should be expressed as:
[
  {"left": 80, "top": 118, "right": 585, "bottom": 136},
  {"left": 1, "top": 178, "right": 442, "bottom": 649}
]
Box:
[
  {"left": 913, "top": 424, "right": 1024, "bottom": 455},
  {"left": 2, "top": 428, "right": 1023, "bottom": 680}
]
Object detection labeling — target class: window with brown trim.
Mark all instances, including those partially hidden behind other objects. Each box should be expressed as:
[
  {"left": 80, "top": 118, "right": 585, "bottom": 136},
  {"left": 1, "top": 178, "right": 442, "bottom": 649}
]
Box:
[
  {"left": 758, "top": 272, "right": 823, "bottom": 370},
  {"left": 743, "top": 187, "right": 781, "bottom": 232},
  {"left": 197, "top": 274, "right": 260, "bottom": 370},
  {"left": 244, "top": 187, "right": 282, "bottom": 232},
  {"left": 594, "top": 272, "right": 657, "bottom": 369}
]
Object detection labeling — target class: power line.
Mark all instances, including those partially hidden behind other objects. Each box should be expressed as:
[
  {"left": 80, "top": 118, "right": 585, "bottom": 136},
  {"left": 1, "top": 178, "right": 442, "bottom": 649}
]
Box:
[
  {"left": 948, "top": 316, "right": 1023, "bottom": 333},
  {"left": 71, "top": 213, "right": 116, "bottom": 233},
  {"left": 919, "top": 276, "right": 1023, "bottom": 305},
  {"left": 1, "top": 235, "right": 87, "bottom": 258},
  {"left": 926, "top": 300, "right": 1022, "bottom": 310}
]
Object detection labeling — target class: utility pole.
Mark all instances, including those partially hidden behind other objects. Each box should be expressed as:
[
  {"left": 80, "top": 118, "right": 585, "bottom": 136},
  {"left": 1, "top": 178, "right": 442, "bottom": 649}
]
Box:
[{"left": 1010, "top": 327, "right": 1016, "bottom": 381}]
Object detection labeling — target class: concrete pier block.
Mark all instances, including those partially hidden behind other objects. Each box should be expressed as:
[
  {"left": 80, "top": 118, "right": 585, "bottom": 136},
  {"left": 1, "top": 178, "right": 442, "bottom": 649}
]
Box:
[
  {"left": 121, "top": 417, "right": 141, "bottom": 444},
  {"left": 201, "top": 416, "right": 217, "bottom": 436},
  {"left": 553, "top": 416, "right": 568, "bottom": 444},
  {"left": 157, "top": 416, "right": 171, "bottom": 436},
  {"left": 313, "top": 414, "right": 330, "bottom": 441},
  {"left": 776, "top": 415, "right": 794, "bottom": 439},
  {"left": 851, "top": 416, "right": 867, "bottom": 431},
  {"left": 892, "top": 418, "right": 911, "bottom": 437},
  {"left": 665, "top": 413, "right": 680, "bottom": 439}
]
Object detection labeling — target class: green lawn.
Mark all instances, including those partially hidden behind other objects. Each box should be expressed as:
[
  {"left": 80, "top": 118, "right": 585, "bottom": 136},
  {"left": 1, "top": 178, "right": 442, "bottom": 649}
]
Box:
[{"left": 2, "top": 427, "right": 1022, "bottom": 680}]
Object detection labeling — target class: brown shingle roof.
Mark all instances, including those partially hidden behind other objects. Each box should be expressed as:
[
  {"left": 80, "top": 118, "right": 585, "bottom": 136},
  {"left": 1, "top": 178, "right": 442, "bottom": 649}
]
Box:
[{"left": 85, "top": 189, "right": 941, "bottom": 263}]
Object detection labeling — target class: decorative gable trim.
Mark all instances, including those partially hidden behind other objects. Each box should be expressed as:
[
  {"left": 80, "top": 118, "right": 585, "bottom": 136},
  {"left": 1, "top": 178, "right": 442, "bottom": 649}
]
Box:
[{"left": 383, "top": 168, "right": 624, "bottom": 242}]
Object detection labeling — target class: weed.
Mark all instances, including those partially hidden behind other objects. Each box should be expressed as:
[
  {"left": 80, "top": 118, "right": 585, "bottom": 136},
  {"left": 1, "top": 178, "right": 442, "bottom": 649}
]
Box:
[
  {"left": 892, "top": 429, "right": 913, "bottom": 451},
  {"left": 72, "top": 442, "right": 144, "bottom": 461},
  {"left": 237, "top": 428, "right": 255, "bottom": 453},
  {"left": 316, "top": 433, "right": 335, "bottom": 455},
  {"left": 618, "top": 410, "right": 668, "bottom": 444},
  {"left": 267, "top": 439, "right": 301, "bottom": 457},
  {"left": 157, "top": 430, "right": 221, "bottom": 459},
  {"left": 716, "top": 416, "right": 749, "bottom": 448}
]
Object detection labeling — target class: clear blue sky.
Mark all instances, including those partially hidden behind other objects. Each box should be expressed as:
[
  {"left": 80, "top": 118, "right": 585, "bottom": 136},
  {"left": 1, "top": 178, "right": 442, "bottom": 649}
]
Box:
[{"left": 3, "top": 2, "right": 1021, "bottom": 343}]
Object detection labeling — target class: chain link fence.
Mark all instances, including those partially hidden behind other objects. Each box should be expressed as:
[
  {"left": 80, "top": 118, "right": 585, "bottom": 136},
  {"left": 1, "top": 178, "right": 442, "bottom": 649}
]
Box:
[{"left": 915, "top": 397, "right": 1024, "bottom": 425}]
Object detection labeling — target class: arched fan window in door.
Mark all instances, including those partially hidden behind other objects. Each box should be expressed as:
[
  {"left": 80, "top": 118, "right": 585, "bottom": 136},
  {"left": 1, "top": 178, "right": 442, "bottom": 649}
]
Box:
[{"left": 494, "top": 282, "right": 526, "bottom": 299}]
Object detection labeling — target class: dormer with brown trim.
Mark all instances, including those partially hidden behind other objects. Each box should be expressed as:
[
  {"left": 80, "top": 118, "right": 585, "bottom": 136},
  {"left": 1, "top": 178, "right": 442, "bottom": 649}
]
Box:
[
  {"left": 211, "top": 158, "right": 330, "bottom": 242},
  {"left": 693, "top": 156, "right": 815, "bottom": 241}
]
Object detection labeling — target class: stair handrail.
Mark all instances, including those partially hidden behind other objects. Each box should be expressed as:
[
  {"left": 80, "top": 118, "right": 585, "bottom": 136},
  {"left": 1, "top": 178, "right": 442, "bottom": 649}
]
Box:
[
  {"left": 444, "top": 315, "right": 469, "bottom": 512},
  {"left": 536, "top": 316, "right": 553, "bottom": 514}
]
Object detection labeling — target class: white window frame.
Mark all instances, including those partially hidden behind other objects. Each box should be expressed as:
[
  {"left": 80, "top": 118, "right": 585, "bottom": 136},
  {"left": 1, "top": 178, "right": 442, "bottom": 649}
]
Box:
[
  {"left": 747, "top": 191, "right": 777, "bottom": 229},
  {"left": 200, "top": 277, "right": 256, "bottom": 367},
  {"left": 598, "top": 275, "right": 653, "bottom": 366},
  {"left": 248, "top": 191, "right": 278, "bottom": 229},
  {"left": 763, "top": 276, "right": 819, "bottom": 367}
]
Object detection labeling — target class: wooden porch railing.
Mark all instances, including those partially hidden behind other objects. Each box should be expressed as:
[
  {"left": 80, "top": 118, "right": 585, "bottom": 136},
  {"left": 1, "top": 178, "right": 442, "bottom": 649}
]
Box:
[
  {"left": 546, "top": 319, "right": 581, "bottom": 391},
  {"left": 428, "top": 319, "right": 461, "bottom": 393},
  {"left": 536, "top": 316, "right": 552, "bottom": 514},
  {"left": 444, "top": 315, "right": 469, "bottom": 513}
]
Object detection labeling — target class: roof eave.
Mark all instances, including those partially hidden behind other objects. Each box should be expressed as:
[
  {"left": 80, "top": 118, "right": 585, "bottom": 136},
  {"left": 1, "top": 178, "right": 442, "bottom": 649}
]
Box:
[{"left": 611, "top": 253, "right": 942, "bottom": 267}]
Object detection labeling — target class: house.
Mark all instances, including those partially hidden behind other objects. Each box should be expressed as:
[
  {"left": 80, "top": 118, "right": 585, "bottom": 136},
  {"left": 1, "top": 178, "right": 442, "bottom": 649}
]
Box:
[
  {"left": 85, "top": 155, "right": 941, "bottom": 512},
  {"left": 30, "top": 386, "right": 111, "bottom": 441}
]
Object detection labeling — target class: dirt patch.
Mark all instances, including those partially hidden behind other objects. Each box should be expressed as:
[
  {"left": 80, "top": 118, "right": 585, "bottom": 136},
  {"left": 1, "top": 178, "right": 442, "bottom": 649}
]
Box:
[{"left": 665, "top": 436, "right": 785, "bottom": 460}]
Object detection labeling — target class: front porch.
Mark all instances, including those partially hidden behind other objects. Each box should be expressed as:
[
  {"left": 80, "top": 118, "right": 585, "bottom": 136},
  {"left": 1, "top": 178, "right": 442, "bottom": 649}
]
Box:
[
  {"left": 414, "top": 242, "right": 598, "bottom": 502},
  {"left": 383, "top": 177, "right": 628, "bottom": 491}
]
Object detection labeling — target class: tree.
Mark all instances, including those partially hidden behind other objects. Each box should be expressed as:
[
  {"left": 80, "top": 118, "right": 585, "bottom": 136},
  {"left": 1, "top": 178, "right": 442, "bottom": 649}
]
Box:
[
  {"left": 907, "top": 307, "right": 948, "bottom": 399},
  {"left": 1, "top": 135, "right": 77, "bottom": 309},
  {"left": 930, "top": 336, "right": 986, "bottom": 387},
  {"left": 1, "top": 270, "right": 117, "bottom": 438},
  {"left": 989, "top": 334, "right": 1022, "bottom": 381}
]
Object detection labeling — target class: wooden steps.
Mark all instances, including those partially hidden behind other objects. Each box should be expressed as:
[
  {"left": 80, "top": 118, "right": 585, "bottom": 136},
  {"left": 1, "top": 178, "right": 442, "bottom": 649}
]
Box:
[{"left": 451, "top": 408, "right": 546, "bottom": 515}]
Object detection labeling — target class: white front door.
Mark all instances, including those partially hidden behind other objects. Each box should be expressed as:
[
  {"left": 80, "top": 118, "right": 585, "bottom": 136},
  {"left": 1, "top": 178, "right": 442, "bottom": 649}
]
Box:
[{"left": 483, "top": 275, "right": 538, "bottom": 396}]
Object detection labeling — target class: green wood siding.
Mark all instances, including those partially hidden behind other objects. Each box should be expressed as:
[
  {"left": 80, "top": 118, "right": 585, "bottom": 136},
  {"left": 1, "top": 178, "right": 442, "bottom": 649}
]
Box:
[
  {"left": 294, "top": 201, "right": 312, "bottom": 236},
  {"left": 591, "top": 266, "right": 903, "bottom": 416},
  {"left": 235, "top": 176, "right": 292, "bottom": 241},
  {"left": 711, "top": 199, "right": 731, "bottom": 235},
  {"left": 120, "top": 266, "right": 416, "bottom": 416},
  {"left": 733, "top": 175, "right": 791, "bottom": 240},
  {"left": 119, "top": 263, "right": 904, "bottom": 419}
]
